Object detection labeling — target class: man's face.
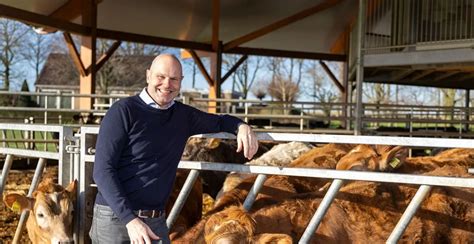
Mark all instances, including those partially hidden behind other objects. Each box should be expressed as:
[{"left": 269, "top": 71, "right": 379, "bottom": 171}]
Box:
[{"left": 146, "top": 56, "right": 183, "bottom": 107}]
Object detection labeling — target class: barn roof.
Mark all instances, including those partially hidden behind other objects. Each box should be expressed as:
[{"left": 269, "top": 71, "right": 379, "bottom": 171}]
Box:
[{"left": 37, "top": 53, "right": 154, "bottom": 88}]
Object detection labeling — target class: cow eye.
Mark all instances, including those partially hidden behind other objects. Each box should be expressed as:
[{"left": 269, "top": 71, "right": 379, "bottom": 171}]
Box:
[{"left": 37, "top": 213, "right": 44, "bottom": 218}]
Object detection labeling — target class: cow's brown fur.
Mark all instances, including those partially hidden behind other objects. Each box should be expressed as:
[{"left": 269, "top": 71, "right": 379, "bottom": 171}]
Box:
[{"left": 3, "top": 178, "right": 77, "bottom": 244}]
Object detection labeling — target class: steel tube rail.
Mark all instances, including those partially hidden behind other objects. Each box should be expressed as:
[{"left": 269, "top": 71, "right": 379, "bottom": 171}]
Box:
[
  {"left": 0, "top": 123, "right": 65, "bottom": 132},
  {"left": 176, "top": 161, "right": 474, "bottom": 189},
  {"left": 387, "top": 185, "right": 433, "bottom": 243},
  {"left": 194, "top": 132, "right": 474, "bottom": 149},
  {"left": 243, "top": 174, "right": 268, "bottom": 211},
  {"left": 77, "top": 129, "right": 474, "bottom": 149},
  {"left": 0, "top": 154, "right": 13, "bottom": 196},
  {"left": 166, "top": 169, "right": 200, "bottom": 229},
  {"left": 299, "top": 179, "right": 344, "bottom": 243},
  {"left": 12, "top": 158, "right": 46, "bottom": 244},
  {"left": 0, "top": 148, "right": 59, "bottom": 160}
]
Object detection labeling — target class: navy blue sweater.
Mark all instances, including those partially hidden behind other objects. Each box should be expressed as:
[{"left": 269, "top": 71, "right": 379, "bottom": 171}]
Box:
[{"left": 93, "top": 95, "right": 242, "bottom": 224}]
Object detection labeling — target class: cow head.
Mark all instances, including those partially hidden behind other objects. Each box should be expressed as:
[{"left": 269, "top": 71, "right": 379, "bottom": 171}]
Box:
[
  {"left": 336, "top": 145, "right": 408, "bottom": 172},
  {"left": 3, "top": 179, "right": 77, "bottom": 244},
  {"left": 204, "top": 206, "right": 255, "bottom": 244},
  {"left": 377, "top": 145, "right": 408, "bottom": 171}
]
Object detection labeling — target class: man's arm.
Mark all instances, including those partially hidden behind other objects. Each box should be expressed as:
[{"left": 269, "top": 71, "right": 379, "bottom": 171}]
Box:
[
  {"left": 186, "top": 104, "right": 258, "bottom": 159},
  {"left": 93, "top": 103, "right": 136, "bottom": 224}
]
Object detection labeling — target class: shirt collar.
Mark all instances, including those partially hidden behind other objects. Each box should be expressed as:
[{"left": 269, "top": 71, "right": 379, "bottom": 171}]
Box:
[{"left": 139, "top": 87, "right": 175, "bottom": 110}]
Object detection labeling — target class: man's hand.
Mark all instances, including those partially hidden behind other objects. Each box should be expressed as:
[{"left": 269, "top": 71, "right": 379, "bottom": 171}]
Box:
[
  {"left": 126, "top": 217, "right": 160, "bottom": 244},
  {"left": 236, "top": 123, "right": 258, "bottom": 159}
]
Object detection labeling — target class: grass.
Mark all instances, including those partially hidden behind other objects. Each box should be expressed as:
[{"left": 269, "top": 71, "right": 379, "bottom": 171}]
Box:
[{"left": 1, "top": 129, "right": 59, "bottom": 152}]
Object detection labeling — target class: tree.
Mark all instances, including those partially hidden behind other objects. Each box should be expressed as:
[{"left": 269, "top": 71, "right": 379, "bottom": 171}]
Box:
[
  {"left": 267, "top": 75, "right": 299, "bottom": 114},
  {"left": 252, "top": 80, "right": 267, "bottom": 101},
  {"left": 22, "top": 30, "right": 51, "bottom": 83},
  {"left": 16, "top": 79, "right": 37, "bottom": 107},
  {"left": 0, "top": 18, "right": 28, "bottom": 90},
  {"left": 304, "top": 61, "right": 339, "bottom": 121},
  {"left": 222, "top": 54, "right": 263, "bottom": 99}
]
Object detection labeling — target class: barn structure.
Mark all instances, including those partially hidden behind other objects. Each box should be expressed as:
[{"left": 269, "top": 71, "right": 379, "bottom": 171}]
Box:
[{"left": 0, "top": 0, "right": 473, "bottom": 243}]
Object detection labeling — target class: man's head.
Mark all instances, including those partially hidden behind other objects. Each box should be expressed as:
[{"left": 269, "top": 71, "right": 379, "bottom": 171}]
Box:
[{"left": 146, "top": 54, "right": 183, "bottom": 107}]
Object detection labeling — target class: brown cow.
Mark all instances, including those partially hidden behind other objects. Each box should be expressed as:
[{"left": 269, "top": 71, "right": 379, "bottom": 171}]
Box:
[
  {"left": 3, "top": 178, "right": 77, "bottom": 244},
  {"left": 204, "top": 195, "right": 350, "bottom": 244},
  {"left": 204, "top": 205, "right": 294, "bottom": 243},
  {"left": 336, "top": 145, "right": 408, "bottom": 171}
]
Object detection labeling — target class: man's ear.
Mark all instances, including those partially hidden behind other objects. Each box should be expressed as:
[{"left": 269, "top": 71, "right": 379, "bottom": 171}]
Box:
[
  {"left": 3, "top": 193, "right": 34, "bottom": 213},
  {"left": 65, "top": 179, "right": 78, "bottom": 202},
  {"left": 146, "top": 69, "right": 151, "bottom": 84}
]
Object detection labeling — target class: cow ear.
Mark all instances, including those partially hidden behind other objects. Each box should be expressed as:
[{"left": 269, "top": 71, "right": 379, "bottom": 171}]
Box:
[
  {"left": 207, "top": 138, "right": 221, "bottom": 149},
  {"left": 384, "top": 146, "right": 408, "bottom": 170},
  {"left": 65, "top": 180, "right": 78, "bottom": 201},
  {"left": 3, "top": 193, "right": 34, "bottom": 213}
]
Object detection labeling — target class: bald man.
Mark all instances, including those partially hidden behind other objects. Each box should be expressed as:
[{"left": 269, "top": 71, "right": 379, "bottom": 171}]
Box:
[{"left": 90, "top": 54, "right": 258, "bottom": 244}]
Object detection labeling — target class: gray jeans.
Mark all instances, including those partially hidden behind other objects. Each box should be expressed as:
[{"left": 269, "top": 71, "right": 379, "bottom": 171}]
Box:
[{"left": 89, "top": 204, "right": 171, "bottom": 244}]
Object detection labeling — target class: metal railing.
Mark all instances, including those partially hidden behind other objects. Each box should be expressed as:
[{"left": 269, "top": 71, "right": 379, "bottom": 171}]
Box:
[
  {"left": 0, "top": 124, "right": 75, "bottom": 244},
  {"left": 77, "top": 127, "right": 473, "bottom": 243},
  {"left": 364, "top": 0, "right": 474, "bottom": 54},
  {"left": 0, "top": 91, "right": 472, "bottom": 137}
]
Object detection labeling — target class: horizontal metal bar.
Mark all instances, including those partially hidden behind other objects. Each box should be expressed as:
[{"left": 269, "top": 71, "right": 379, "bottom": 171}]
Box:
[
  {"left": 81, "top": 130, "right": 474, "bottom": 149},
  {"left": 176, "top": 161, "right": 474, "bottom": 188},
  {"left": 194, "top": 132, "right": 474, "bottom": 148},
  {"left": 0, "top": 107, "right": 108, "bottom": 114},
  {"left": 0, "top": 123, "right": 65, "bottom": 132},
  {"left": 0, "top": 148, "right": 59, "bottom": 160}
]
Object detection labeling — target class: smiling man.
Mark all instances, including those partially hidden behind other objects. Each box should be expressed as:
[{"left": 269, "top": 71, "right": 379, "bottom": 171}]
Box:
[{"left": 90, "top": 54, "right": 258, "bottom": 244}]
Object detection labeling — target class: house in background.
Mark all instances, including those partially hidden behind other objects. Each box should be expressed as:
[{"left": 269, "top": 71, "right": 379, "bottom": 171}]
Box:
[{"left": 35, "top": 53, "right": 154, "bottom": 109}]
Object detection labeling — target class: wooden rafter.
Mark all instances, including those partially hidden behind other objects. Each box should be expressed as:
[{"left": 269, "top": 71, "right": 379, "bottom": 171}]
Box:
[
  {"left": 433, "top": 71, "right": 460, "bottom": 82},
  {"left": 392, "top": 69, "right": 415, "bottom": 81},
  {"left": 188, "top": 49, "right": 213, "bottom": 86},
  {"left": 63, "top": 32, "right": 87, "bottom": 76},
  {"left": 459, "top": 73, "right": 474, "bottom": 81},
  {"left": 228, "top": 47, "right": 346, "bottom": 61},
  {"left": 94, "top": 41, "right": 122, "bottom": 73},
  {"left": 411, "top": 70, "right": 434, "bottom": 81},
  {"left": 221, "top": 55, "right": 248, "bottom": 84},
  {"left": 223, "top": 0, "right": 342, "bottom": 51},
  {"left": 320, "top": 61, "right": 344, "bottom": 93},
  {"left": 0, "top": 3, "right": 88, "bottom": 35},
  {"left": 212, "top": 0, "right": 220, "bottom": 51}
]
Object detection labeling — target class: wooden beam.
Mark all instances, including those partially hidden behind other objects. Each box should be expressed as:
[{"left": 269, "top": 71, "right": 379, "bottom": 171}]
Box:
[
  {"left": 94, "top": 41, "right": 122, "bottom": 73},
  {"left": 411, "top": 70, "right": 434, "bottom": 81},
  {"left": 212, "top": 0, "right": 220, "bottom": 51},
  {"left": 188, "top": 49, "right": 213, "bottom": 86},
  {"left": 63, "top": 32, "right": 87, "bottom": 76},
  {"left": 319, "top": 61, "right": 344, "bottom": 93},
  {"left": 0, "top": 3, "right": 89, "bottom": 35},
  {"left": 227, "top": 47, "right": 346, "bottom": 61},
  {"left": 96, "top": 28, "right": 213, "bottom": 52},
  {"left": 459, "top": 73, "right": 474, "bottom": 81},
  {"left": 79, "top": 0, "right": 97, "bottom": 111},
  {"left": 433, "top": 71, "right": 460, "bottom": 82},
  {"left": 392, "top": 69, "right": 415, "bottom": 81},
  {"left": 221, "top": 55, "right": 248, "bottom": 84},
  {"left": 223, "top": 0, "right": 342, "bottom": 51}
]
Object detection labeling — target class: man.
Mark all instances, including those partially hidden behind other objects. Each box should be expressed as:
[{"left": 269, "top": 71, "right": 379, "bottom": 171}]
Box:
[{"left": 90, "top": 54, "right": 258, "bottom": 244}]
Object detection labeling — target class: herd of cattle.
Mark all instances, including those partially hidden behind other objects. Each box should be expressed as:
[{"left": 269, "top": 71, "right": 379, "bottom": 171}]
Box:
[{"left": 3, "top": 137, "right": 474, "bottom": 243}]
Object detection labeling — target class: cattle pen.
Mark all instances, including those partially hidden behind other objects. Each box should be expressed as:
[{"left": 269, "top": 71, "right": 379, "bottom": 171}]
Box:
[{"left": 0, "top": 123, "right": 473, "bottom": 243}]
